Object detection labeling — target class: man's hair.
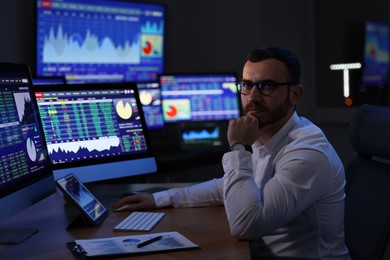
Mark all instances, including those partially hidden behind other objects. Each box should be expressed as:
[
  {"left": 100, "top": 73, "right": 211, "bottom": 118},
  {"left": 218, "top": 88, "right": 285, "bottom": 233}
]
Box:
[{"left": 244, "top": 47, "right": 301, "bottom": 84}]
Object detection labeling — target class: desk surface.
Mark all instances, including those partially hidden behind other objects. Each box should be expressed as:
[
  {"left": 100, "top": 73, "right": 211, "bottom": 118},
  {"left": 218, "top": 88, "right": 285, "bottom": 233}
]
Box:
[{"left": 0, "top": 183, "right": 249, "bottom": 260}]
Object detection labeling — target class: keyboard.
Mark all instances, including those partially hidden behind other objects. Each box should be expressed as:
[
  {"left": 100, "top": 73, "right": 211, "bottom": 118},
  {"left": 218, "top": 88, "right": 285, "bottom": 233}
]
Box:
[{"left": 114, "top": 211, "right": 166, "bottom": 231}]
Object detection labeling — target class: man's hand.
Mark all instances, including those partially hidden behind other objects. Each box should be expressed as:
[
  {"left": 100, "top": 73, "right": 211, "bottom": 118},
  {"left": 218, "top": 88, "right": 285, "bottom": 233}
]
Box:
[
  {"left": 112, "top": 193, "right": 156, "bottom": 212},
  {"left": 227, "top": 115, "right": 260, "bottom": 146}
]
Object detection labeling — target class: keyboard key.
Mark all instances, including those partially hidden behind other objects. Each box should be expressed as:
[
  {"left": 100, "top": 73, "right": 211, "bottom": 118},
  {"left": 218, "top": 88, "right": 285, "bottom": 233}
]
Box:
[{"left": 114, "top": 212, "right": 165, "bottom": 231}]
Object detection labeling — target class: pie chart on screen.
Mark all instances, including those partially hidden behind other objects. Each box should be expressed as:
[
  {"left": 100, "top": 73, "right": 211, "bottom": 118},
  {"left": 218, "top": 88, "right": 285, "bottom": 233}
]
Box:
[
  {"left": 26, "top": 138, "right": 37, "bottom": 162},
  {"left": 162, "top": 99, "right": 191, "bottom": 121},
  {"left": 166, "top": 105, "right": 178, "bottom": 118},
  {"left": 116, "top": 100, "right": 133, "bottom": 120},
  {"left": 139, "top": 90, "right": 153, "bottom": 106},
  {"left": 143, "top": 41, "right": 152, "bottom": 55}
]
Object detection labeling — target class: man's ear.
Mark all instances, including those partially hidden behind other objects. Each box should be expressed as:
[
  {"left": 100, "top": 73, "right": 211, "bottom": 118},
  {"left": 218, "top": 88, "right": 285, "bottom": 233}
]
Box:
[{"left": 290, "top": 84, "right": 304, "bottom": 105}]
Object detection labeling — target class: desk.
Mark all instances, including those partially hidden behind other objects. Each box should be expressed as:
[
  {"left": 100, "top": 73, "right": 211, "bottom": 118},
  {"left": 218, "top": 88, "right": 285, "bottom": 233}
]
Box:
[{"left": 0, "top": 183, "right": 250, "bottom": 260}]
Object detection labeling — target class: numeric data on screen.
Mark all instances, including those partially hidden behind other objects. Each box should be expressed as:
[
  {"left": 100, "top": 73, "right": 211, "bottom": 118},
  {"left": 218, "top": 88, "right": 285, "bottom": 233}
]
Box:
[{"left": 36, "top": 89, "right": 148, "bottom": 164}]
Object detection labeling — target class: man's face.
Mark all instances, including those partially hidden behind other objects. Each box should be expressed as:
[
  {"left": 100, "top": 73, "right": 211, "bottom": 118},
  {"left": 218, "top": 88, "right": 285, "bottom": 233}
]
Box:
[{"left": 241, "top": 59, "right": 294, "bottom": 128}]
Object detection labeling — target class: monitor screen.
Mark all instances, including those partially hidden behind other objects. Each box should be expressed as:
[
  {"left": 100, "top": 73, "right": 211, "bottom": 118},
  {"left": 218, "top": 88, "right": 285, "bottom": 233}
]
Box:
[
  {"left": 32, "top": 76, "right": 66, "bottom": 85},
  {"left": 34, "top": 82, "right": 157, "bottom": 183},
  {"left": 0, "top": 63, "right": 55, "bottom": 225},
  {"left": 35, "top": 0, "right": 165, "bottom": 84},
  {"left": 362, "top": 21, "right": 389, "bottom": 88},
  {"left": 178, "top": 121, "right": 229, "bottom": 153},
  {"left": 160, "top": 73, "right": 240, "bottom": 123},
  {"left": 137, "top": 81, "right": 164, "bottom": 130}
]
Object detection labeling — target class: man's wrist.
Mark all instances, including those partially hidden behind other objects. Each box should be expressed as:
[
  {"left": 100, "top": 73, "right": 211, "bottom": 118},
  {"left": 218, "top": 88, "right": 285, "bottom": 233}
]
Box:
[{"left": 229, "top": 143, "right": 253, "bottom": 153}]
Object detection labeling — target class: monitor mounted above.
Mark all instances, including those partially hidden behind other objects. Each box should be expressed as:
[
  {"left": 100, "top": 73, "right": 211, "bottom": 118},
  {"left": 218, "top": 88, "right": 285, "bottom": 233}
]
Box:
[
  {"left": 35, "top": 0, "right": 165, "bottom": 84},
  {"left": 159, "top": 73, "right": 241, "bottom": 123},
  {"left": 34, "top": 82, "right": 157, "bottom": 183}
]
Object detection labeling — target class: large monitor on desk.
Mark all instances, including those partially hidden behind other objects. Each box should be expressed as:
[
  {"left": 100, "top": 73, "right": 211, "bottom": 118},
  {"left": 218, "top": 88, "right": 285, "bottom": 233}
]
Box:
[
  {"left": 34, "top": 82, "right": 157, "bottom": 183},
  {"left": 35, "top": 0, "right": 166, "bottom": 84},
  {"left": 0, "top": 62, "right": 55, "bottom": 242}
]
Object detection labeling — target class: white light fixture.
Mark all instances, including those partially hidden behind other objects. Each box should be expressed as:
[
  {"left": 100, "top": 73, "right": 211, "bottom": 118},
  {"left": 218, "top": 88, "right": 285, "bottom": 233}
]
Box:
[{"left": 330, "top": 62, "right": 361, "bottom": 98}]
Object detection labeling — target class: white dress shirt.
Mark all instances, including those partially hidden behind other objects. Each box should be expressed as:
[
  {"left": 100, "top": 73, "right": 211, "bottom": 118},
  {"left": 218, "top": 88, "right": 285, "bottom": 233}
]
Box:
[{"left": 153, "top": 112, "right": 350, "bottom": 259}]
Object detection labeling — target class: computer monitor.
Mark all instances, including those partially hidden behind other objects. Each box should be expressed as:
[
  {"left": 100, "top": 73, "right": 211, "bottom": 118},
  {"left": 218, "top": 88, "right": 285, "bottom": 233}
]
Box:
[
  {"left": 137, "top": 81, "right": 164, "bottom": 130},
  {"left": 159, "top": 73, "right": 240, "bottom": 122},
  {"left": 35, "top": 0, "right": 166, "bottom": 84},
  {"left": 32, "top": 76, "right": 66, "bottom": 85},
  {"left": 0, "top": 62, "right": 55, "bottom": 243},
  {"left": 362, "top": 21, "right": 389, "bottom": 88},
  {"left": 34, "top": 82, "right": 157, "bottom": 183},
  {"left": 159, "top": 73, "right": 241, "bottom": 152}
]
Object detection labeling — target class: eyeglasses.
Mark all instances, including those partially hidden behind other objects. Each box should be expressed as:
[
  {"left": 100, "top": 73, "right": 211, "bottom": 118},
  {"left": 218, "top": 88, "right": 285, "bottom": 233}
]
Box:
[{"left": 235, "top": 80, "right": 296, "bottom": 96}]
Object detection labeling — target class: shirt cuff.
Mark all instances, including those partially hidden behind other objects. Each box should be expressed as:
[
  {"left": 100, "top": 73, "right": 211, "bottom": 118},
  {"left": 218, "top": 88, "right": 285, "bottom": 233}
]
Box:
[
  {"left": 153, "top": 190, "right": 171, "bottom": 208},
  {"left": 222, "top": 150, "right": 252, "bottom": 174}
]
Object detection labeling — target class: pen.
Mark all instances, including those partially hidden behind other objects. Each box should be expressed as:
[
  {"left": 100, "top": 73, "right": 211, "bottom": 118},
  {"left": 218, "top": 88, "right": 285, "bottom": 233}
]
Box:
[{"left": 136, "top": 235, "right": 163, "bottom": 248}]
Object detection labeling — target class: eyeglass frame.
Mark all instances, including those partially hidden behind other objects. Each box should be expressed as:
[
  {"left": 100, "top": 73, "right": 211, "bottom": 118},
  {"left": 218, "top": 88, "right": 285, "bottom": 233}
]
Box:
[{"left": 235, "top": 80, "right": 297, "bottom": 96}]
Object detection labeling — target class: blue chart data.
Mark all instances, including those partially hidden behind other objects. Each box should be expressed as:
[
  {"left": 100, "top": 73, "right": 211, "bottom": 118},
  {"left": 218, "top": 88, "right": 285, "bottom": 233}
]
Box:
[
  {"left": 0, "top": 78, "right": 50, "bottom": 186},
  {"left": 161, "top": 74, "right": 240, "bottom": 122},
  {"left": 191, "top": 83, "right": 239, "bottom": 120},
  {"left": 137, "top": 82, "right": 164, "bottom": 130},
  {"left": 36, "top": 88, "right": 148, "bottom": 165},
  {"left": 43, "top": 24, "right": 140, "bottom": 64},
  {"left": 13, "top": 92, "right": 35, "bottom": 125},
  {"left": 179, "top": 121, "right": 224, "bottom": 149},
  {"left": 36, "top": 0, "right": 165, "bottom": 83},
  {"left": 362, "top": 21, "right": 389, "bottom": 88},
  {"left": 182, "top": 127, "right": 219, "bottom": 141},
  {"left": 0, "top": 91, "right": 21, "bottom": 149},
  {"left": 26, "top": 138, "right": 37, "bottom": 162}
]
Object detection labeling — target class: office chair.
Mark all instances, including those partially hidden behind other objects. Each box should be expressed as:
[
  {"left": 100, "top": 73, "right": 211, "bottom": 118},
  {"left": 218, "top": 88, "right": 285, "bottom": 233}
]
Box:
[{"left": 344, "top": 104, "right": 390, "bottom": 260}]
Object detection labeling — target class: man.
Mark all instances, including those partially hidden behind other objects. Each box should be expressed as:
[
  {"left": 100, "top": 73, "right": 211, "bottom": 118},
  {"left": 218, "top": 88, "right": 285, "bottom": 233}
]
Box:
[{"left": 113, "top": 47, "right": 350, "bottom": 259}]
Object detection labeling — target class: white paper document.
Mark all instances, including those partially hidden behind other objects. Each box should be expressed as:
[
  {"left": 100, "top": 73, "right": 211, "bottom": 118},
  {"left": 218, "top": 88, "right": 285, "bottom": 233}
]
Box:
[{"left": 74, "top": 231, "right": 199, "bottom": 257}]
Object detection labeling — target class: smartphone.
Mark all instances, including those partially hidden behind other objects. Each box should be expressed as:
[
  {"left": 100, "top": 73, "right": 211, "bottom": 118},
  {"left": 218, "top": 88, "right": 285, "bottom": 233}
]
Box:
[{"left": 56, "top": 174, "right": 109, "bottom": 226}]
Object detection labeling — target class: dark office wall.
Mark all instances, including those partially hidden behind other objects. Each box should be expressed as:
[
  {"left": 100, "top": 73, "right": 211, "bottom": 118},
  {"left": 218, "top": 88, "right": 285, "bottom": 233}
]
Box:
[{"left": 0, "top": 1, "right": 35, "bottom": 64}]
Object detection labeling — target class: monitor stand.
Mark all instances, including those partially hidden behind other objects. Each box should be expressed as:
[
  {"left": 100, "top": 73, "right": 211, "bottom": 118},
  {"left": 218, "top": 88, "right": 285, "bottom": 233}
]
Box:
[{"left": 0, "top": 228, "right": 38, "bottom": 244}]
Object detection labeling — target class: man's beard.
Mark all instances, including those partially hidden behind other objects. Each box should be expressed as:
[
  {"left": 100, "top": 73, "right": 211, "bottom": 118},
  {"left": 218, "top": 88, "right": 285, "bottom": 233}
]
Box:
[{"left": 244, "top": 95, "right": 292, "bottom": 128}]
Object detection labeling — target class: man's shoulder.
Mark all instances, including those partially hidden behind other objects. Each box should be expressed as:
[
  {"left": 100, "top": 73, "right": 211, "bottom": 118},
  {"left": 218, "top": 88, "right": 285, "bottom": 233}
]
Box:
[
  {"left": 283, "top": 116, "right": 337, "bottom": 157},
  {"left": 290, "top": 117, "right": 326, "bottom": 142}
]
